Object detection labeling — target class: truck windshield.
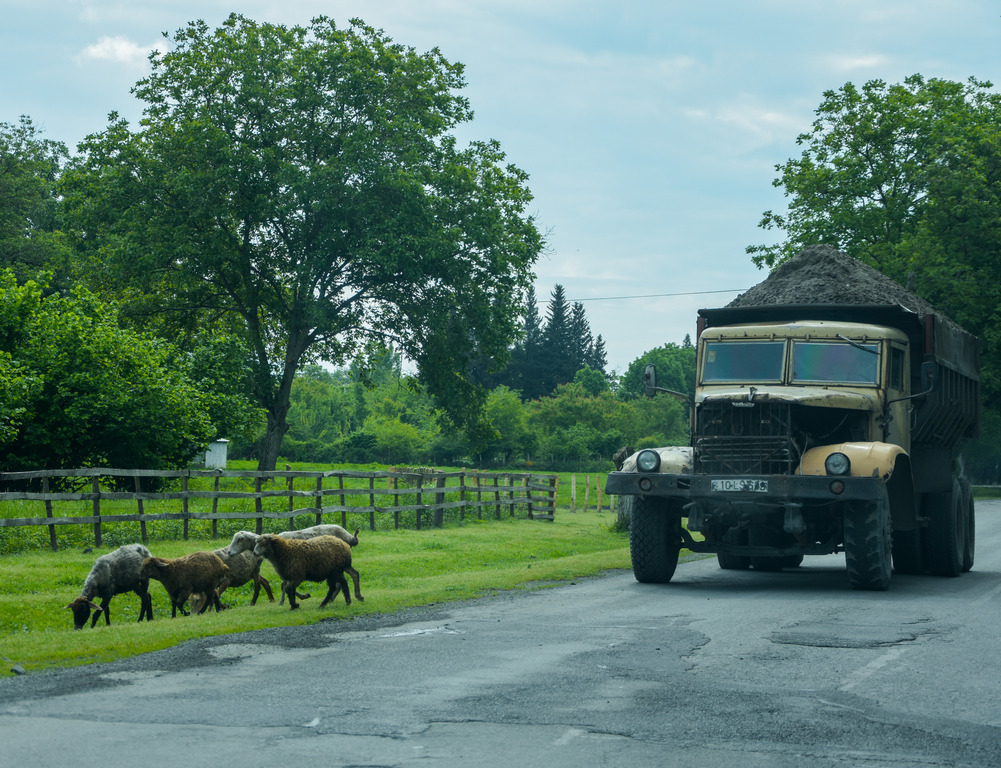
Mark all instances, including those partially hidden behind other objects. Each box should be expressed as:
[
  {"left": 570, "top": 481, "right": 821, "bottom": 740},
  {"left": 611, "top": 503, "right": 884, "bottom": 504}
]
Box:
[
  {"left": 703, "top": 341, "right": 785, "bottom": 383},
  {"left": 792, "top": 341, "right": 879, "bottom": 385}
]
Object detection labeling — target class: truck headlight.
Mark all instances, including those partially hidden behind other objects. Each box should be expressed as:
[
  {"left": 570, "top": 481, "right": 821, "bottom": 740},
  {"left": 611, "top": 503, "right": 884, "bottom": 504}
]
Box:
[
  {"left": 636, "top": 449, "right": 661, "bottom": 473},
  {"left": 824, "top": 452, "right": 851, "bottom": 476}
]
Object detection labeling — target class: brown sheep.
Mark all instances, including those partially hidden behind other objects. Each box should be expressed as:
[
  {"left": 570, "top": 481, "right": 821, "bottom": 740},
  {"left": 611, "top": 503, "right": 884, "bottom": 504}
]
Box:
[
  {"left": 140, "top": 551, "right": 229, "bottom": 618},
  {"left": 227, "top": 526, "right": 363, "bottom": 605},
  {"left": 252, "top": 534, "right": 357, "bottom": 610},
  {"left": 66, "top": 543, "right": 154, "bottom": 630},
  {"left": 188, "top": 547, "right": 276, "bottom": 614}
]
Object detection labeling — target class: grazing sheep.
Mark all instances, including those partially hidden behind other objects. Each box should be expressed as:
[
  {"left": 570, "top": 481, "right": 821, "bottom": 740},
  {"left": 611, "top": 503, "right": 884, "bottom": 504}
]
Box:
[
  {"left": 140, "top": 551, "right": 230, "bottom": 618},
  {"left": 227, "top": 526, "right": 363, "bottom": 604},
  {"left": 188, "top": 547, "right": 276, "bottom": 614},
  {"left": 67, "top": 543, "right": 154, "bottom": 630},
  {"left": 253, "top": 534, "right": 356, "bottom": 610}
]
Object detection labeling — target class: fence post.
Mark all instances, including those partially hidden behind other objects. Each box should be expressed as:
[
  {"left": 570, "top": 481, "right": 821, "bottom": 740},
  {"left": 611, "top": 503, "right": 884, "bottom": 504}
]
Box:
[
  {"left": 415, "top": 474, "right": 424, "bottom": 530},
  {"left": 525, "top": 475, "right": 533, "bottom": 519},
  {"left": 494, "top": 475, "right": 501, "bottom": 520},
  {"left": 92, "top": 477, "right": 102, "bottom": 548},
  {"left": 255, "top": 476, "right": 263, "bottom": 535},
  {"left": 474, "top": 473, "right": 482, "bottom": 519},
  {"left": 368, "top": 476, "right": 376, "bottom": 531},
  {"left": 182, "top": 474, "right": 190, "bottom": 540},
  {"left": 571, "top": 474, "right": 577, "bottom": 513},
  {"left": 584, "top": 474, "right": 591, "bottom": 512},
  {"left": 315, "top": 475, "right": 323, "bottom": 526},
  {"left": 287, "top": 470, "right": 295, "bottom": 531},
  {"left": 549, "top": 475, "right": 557, "bottom": 518},
  {"left": 43, "top": 477, "right": 57, "bottom": 552},
  {"left": 135, "top": 475, "right": 148, "bottom": 545},
  {"left": 596, "top": 476, "right": 604, "bottom": 513},
  {"left": 459, "top": 470, "right": 466, "bottom": 520},
  {"left": 211, "top": 474, "right": 220, "bottom": 540},
  {"left": 434, "top": 474, "right": 446, "bottom": 527},
  {"left": 339, "top": 475, "right": 346, "bottom": 527},
  {"left": 393, "top": 475, "right": 400, "bottom": 530}
]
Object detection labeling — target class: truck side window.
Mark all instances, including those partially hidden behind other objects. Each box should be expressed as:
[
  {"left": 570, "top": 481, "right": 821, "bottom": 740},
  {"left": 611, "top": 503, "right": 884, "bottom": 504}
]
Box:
[{"left": 890, "top": 347, "right": 905, "bottom": 390}]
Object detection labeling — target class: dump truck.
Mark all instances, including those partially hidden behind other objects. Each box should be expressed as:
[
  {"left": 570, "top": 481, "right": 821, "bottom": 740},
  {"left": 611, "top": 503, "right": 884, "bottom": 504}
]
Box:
[{"left": 605, "top": 302, "right": 979, "bottom": 590}]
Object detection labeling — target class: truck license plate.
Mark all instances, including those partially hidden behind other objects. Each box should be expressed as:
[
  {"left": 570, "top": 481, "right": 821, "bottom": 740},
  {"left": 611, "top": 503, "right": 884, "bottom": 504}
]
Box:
[{"left": 711, "top": 478, "right": 769, "bottom": 492}]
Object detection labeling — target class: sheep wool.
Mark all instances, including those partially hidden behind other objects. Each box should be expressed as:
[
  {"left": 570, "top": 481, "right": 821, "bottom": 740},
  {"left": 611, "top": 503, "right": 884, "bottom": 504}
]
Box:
[
  {"left": 140, "top": 551, "right": 230, "bottom": 618},
  {"left": 253, "top": 534, "right": 357, "bottom": 610},
  {"left": 67, "top": 543, "right": 154, "bottom": 630}
]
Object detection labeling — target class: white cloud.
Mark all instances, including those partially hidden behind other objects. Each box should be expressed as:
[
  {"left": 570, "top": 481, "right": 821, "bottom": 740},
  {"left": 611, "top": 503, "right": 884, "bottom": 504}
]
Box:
[
  {"left": 825, "top": 53, "right": 889, "bottom": 72},
  {"left": 79, "top": 35, "right": 161, "bottom": 71}
]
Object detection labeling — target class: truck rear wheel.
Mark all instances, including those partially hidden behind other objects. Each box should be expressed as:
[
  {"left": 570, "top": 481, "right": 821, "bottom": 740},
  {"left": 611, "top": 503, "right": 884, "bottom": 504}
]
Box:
[
  {"left": 844, "top": 489, "right": 892, "bottom": 591},
  {"left": 924, "top": 480, "right": 964, "bottom": 577},
  {"left": 717, "top": 527, "right": 751, "bottom": 570},
  {"left": 630, "top": 496, "right": 682, "bottom": 583}
]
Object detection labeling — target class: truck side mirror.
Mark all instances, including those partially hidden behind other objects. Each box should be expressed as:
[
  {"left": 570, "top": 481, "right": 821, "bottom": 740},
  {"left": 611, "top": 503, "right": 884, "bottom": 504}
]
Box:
[{"left": 643, "top": 364, "right": 658, "bottom": 398}]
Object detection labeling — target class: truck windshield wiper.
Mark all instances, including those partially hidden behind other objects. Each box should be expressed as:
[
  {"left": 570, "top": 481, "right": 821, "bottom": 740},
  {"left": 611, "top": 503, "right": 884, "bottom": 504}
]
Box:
[{"left": 837, "top": 334, "right": 878, "bottom": 354}]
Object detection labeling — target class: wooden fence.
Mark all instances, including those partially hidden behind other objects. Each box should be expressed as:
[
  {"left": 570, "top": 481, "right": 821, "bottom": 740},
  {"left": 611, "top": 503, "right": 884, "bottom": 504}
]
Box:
[{"left": 0, "top": 468, "right": 558, "bottom": 551}]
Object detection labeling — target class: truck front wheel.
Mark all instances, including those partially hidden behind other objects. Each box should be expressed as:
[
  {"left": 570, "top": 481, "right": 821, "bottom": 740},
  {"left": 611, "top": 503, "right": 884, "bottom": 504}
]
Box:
[
  {"left": 630, "top": 496, "right": 682, "bottom": 583},
  {"left": 844, "top": 489, "right": 892, "bottom": 591}
]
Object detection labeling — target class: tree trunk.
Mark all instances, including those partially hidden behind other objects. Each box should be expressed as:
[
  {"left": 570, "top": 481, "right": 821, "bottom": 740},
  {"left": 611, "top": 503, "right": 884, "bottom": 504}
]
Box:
[{"left": 257, "top": 411, "right": 289, "bottom": 472}]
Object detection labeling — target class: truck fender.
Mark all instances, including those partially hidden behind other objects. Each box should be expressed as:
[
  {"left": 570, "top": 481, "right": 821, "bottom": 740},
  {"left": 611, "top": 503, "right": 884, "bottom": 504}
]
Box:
[
  {"left": 799, "top": 442, "right": 917, "bottom": 529},
  {"left": 618, "top": 446, "right": 693, "bottom": 474}
]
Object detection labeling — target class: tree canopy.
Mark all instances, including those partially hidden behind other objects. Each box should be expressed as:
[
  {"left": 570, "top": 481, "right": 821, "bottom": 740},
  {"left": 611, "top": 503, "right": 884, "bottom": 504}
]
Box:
[
  {"left": 0, "top": 271, "right": 219, "bottom": 475},
  {"left": 747, "top": 73, "right": 1001, "bottom": 408},
  {"left": 61, "top": 14, "right": 543, "bottom": 470}
]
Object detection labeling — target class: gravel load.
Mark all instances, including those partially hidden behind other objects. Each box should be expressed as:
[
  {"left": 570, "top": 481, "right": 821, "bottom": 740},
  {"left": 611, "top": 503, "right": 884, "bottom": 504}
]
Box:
[{"left": 727, "top": 244, "right": 944, "bottom": 318}]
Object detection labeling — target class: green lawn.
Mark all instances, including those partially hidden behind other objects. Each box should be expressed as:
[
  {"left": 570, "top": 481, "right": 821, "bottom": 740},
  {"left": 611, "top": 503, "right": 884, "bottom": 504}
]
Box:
[{"left": 0, "top": 509, "right": 630, "bottom": 676}]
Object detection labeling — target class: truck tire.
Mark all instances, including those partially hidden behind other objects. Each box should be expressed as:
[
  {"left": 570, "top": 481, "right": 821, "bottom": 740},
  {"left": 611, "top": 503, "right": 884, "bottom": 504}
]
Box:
[
  {"left": 630, "top": 496, "right": 682, "bottom": 583},
  {"left": 924, "top": 480, "right": 964, "bottom": 577},
  {"left": 960, "top": 478, "right": 975, "bottom": 572},
  {"left": 748, "top": 526, "right": 786, "bottom": 572},
  {"left": 844, "top": 489, "right": 892, "bottom": 591},
  {"left": 717, "top": 527, "right": 751, "bottom": 570},
  {"left": 891, "top": 528, "right": 923, "bottom": 575}
]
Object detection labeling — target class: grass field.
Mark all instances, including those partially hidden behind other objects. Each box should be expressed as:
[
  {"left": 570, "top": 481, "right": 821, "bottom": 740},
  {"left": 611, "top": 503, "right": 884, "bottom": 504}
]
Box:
[{"left": 0, "top": 508, "right": 631, "bottom": 677}]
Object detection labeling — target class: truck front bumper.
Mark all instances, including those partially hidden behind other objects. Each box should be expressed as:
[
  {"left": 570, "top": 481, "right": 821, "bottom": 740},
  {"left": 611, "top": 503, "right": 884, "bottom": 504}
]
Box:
[{"left": 605, "top": 471, "right": 884, "bottom": 505}]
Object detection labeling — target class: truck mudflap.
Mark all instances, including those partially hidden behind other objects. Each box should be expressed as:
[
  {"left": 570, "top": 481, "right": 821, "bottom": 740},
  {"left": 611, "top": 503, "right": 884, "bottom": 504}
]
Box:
[{"left": 605, "top": 470, "right": 884, "bottom": 505}]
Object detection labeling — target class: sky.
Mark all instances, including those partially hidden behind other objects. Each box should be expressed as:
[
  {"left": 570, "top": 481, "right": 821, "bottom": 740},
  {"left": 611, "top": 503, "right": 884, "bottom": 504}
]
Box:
[{"left": 2, "top": 1, "right": 1000, "bottom": 373}]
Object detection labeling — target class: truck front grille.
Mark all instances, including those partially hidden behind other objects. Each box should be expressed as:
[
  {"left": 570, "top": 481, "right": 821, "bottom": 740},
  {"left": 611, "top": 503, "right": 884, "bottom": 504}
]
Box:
[{"left": 695, "top": 401, "right": 796, "bottom": 475}]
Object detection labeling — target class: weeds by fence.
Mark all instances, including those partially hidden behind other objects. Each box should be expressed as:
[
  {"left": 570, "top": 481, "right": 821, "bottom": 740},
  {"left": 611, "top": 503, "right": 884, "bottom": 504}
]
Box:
[{"left": 0, "top": 468, "right": 557, "bottom": 552}]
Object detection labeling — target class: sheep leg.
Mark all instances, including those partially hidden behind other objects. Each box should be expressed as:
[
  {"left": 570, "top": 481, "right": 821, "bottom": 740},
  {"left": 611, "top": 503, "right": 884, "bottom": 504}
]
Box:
[
  {"left": 210, "top": 592, "right": 225, "bottom": 613},
  {"left": 285, "top": 580, "right": 304, "bottom": 610},
  {"left": 136, "top": 586, "right": 153, "bottom": 623},
  {"left": 279, "top": 580, "right": 310, "bottom": 605},
  {"left": 93, "top": 598, "right": 112, "bottom": 628},
  {"left": 319, "top": 573, "right": 351, "bottom": 608},
  {"left": 346, "top": 565, "right": 364, "bottom": 601},
  {"left": 252, "top": 575, "right": 275, "bottom": 604}
]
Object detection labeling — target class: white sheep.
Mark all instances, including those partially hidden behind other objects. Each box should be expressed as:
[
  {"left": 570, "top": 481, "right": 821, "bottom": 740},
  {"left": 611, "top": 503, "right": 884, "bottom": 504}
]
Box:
[
  {"left": 252, "top": 534, "right": 357, "bottom": 610},
  {"left": 227, "top": 525, "right": 363, "bottom": 604},
  {"left": 188, "top": 547, "right": 275, "bottom": 614},
  {"left": 140, "top": 551, "right": 230, "bottom": 618},
  {"left": 66, "top": 543, "right": 154, "bottom": 630}
]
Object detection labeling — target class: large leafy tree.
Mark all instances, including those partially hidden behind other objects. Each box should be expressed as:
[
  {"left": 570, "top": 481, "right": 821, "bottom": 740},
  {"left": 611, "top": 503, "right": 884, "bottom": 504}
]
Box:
[
  {"left": 0, "top": 117, "right": 71, "bottom": 285},
  {"left": 61, "top": 14, "right": 542, "bottom": 470},
  {"left": 0, "top": 271, "right": 217, "bottom": 474},
  {"left": 748, "top": 74, "right": 1001, "bottom": 407}
]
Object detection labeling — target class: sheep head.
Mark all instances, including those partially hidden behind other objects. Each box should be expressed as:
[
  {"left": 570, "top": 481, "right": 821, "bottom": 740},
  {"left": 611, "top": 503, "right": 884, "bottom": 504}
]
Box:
[{"left": 67, "top": 596, "right": 102, "bottom": 630}]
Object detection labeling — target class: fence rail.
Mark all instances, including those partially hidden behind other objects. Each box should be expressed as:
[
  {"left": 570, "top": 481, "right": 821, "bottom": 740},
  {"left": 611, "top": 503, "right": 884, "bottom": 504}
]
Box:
[{"left": 0, "top": 468, "right": 557, "bottom": 551}]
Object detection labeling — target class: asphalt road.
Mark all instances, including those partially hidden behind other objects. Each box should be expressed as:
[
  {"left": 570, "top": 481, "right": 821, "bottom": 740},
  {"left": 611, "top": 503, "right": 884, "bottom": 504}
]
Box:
[{"left": 3, "top": 502, "right": 1001, "bottom": 768}]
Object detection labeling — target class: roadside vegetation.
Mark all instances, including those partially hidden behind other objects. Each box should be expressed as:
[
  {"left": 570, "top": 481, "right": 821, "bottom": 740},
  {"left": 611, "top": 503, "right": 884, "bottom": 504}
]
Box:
[{"left": 0, "top": 508, "right": 630, "bottom": 677}]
